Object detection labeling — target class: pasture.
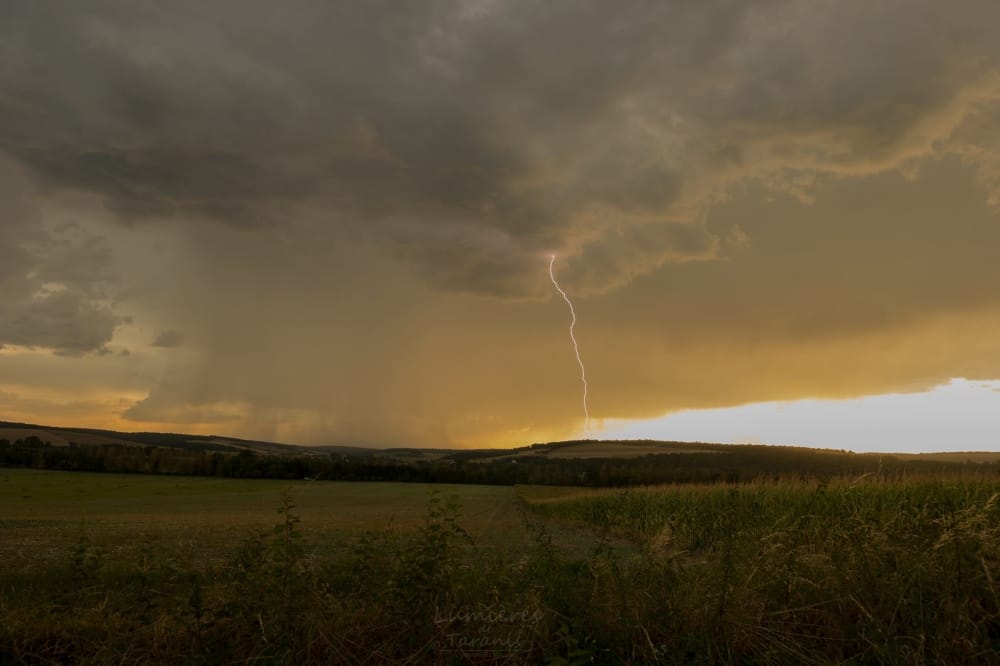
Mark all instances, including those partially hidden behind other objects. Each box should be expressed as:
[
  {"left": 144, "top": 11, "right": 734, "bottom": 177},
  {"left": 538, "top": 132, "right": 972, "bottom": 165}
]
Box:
[
  {"left": 0, "top": 469, "right": 534, "bottom": 573},
  {"left": 1, "top": 468, "right": 521, "bottom": 529}
]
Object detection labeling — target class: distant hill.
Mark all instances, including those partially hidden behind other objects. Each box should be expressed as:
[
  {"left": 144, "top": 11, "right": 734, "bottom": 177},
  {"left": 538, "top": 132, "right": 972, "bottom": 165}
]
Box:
[
  {"left": 0, "top": 420, "right": 489, "bottom": 459},
  {"left": 450, "top": 439, "right": 727, "bottom": 461},
  {"left": 0, "top": 420, "right": 313, "bottom": 456},
  {"left": 4, "top": 419, "right": 1000, "bottom": 485},
  {"left": 3, "top": 418, "right": 1000, "bottom": 465},
  {"left": 0, "top": 421, "right": 1000, "bottom": 471}
]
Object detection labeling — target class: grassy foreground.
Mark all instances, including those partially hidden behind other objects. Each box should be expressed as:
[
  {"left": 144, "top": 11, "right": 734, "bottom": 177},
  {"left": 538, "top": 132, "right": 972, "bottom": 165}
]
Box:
[{"left": 2, "top": 469, "right": 999, "bottom": 663}]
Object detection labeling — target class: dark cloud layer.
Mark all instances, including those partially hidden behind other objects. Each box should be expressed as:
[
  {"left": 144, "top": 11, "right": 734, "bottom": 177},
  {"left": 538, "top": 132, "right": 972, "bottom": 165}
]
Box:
[
  {"left": 3, "top": 1, "right": 999, "bottom": 298},
  {"left": 150, "top": 330, "right": 184, "bottom": 348},
  {"left": 0, "top": 159, "right": 124, "bottom": 355}
]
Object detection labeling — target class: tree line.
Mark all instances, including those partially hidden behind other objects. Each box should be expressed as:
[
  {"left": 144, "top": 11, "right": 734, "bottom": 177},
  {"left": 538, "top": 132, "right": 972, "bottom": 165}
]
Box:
[{"left": 2, "top": 436, "right": 998, "bottom": 485}]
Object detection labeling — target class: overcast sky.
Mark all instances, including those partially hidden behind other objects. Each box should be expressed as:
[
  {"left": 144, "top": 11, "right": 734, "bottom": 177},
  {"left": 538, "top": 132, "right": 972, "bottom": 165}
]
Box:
[{"left": 2, "top": 1, "right": 1000, "bottom": 449}]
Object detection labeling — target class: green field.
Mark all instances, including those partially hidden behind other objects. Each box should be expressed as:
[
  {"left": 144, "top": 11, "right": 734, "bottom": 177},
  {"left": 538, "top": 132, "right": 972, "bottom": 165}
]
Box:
[
  {"left": 0, "top": 469, "right": 538, "bottom": 574},
  {"left": 1, "top": 468, "right": 522, "bottom": 529},
  {"left": 2, "top": 469, "right": 1000, "bottom": 663}
]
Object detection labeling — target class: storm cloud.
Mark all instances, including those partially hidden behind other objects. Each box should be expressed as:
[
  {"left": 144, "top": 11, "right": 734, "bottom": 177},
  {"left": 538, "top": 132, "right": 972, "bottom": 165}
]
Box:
[
  {"left": 3, "top": 1, "right": 999, "bottom": 297},
  {"left": 2, "top": 1, "right": 1000, "bottom": 446},
  {"left": 0, "top": 158, "right": 125, "bottom": 355},
  {"left": 150, "top": 329, "right": 184, "bottom": 348}
]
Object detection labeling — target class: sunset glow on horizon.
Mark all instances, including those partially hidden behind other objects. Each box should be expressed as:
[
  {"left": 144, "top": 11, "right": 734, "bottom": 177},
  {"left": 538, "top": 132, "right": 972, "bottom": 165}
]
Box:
[{"left": 600, "top": 378, "right": 1000, "bottom": 454}]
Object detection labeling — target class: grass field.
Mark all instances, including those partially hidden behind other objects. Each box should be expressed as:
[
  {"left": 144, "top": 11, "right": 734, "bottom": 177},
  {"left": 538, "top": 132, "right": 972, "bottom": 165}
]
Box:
[
  {"left": 2, "top": 469, "right": 1000, "bottom": 663},
  {"left": 0, "top": 469, "right": 540, "bottom": 577},
  {"left": 1, "top": 468, "right": 521, "bottom": 528}
]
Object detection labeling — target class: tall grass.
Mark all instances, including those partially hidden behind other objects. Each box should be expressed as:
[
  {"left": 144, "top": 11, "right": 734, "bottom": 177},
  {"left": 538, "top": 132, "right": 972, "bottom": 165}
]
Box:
[
  {"left": 527, "top": 478, "right": 1000, "bottom": 662},
  {"left": 2, "top": 489, "right": 597, "bottom": 664},
  {"left": 1, "top": 479, "right": 998, "bottom": 663}
]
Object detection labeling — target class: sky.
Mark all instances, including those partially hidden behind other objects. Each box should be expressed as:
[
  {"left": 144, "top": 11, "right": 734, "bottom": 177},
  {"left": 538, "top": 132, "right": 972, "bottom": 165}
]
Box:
[{"left": 2, "top": 1, "right": 1000, "bottom": 451}]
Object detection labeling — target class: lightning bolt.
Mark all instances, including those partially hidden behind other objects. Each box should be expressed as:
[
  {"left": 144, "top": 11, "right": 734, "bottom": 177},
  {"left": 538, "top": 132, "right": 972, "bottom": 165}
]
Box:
[{"left": 548, "top": 254, "right": 590, "bottom": 435}]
